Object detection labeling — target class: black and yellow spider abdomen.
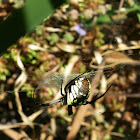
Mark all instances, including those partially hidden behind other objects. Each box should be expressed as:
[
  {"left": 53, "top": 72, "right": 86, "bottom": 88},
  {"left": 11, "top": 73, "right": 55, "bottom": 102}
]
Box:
[{"left": 65, "top": 77, "right": 91, "bottom": 107}]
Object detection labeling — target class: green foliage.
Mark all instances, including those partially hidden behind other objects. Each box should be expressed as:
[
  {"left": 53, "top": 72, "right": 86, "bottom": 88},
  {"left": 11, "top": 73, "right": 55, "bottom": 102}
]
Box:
[
  {"left": 138, "top": 102, "right": 140, "bottom": 110},
  {"left": 134, "top": 0, "right": 140, "bottom": 22},
  {"left": 59, "top": 118, "right": 67, "bottom": 125},
  {"left": 21, "top": 47, "right": 40, "bottom": 65},
  {"left": 0, "top": 74, "right": 6, "bottom": 81},
  {"left": 96, "top": 0, "right": 104, "bottom": 5},
  {"left": 78, "top": 65, "right": 86, "bottom": 73},
  {"left": 22, "top": 36, "right": 35, "bottom": 43},
  {"left": 47, "top": 89, "right": 54, "bottom": 96},
  {"left": 63, "top": 32, "right": 74, "bottom": 42},
  {"left": 35, "top": 25, "right": 43, "bottom": 36},
  {"left": 2, "top": 46, "right": 17, "bottom": 62},
  {"left": 118, "top": 127, "right": 124, "bottom": 133},
  {"left": 105, "top": 135, "right": 112, "bottom": 140},
  {"left": 21, "top": 84, "right": 34, "bottom": 98},
  {"left": 0, "top": 0, "right": 67, "bottom": 55},
  {"left": 0, "top": 48, "right": 16, "bottom": 81},
  {"left": 48, "top": 33, "right": 59, "bottom": 45},
  {"left": 0, "top": 66, "right": 10, "bottom": 81},
  {"left": 21, "top": 56, "right": 37, "bottom": 64},
  {"left": 0, "top": 0, "right": 139, "bottom": 139},
  {"left": 94, "top": 28, "right": 105, "bottom": 47},
  {"left": 39, "top": 62, "right": 49, "bottom": 72}
]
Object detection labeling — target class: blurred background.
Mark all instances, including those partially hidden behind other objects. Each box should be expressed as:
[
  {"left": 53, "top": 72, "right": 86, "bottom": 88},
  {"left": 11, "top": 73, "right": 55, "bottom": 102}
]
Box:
[{"left": 0, "top": 0, "right": 140, "bottom": 139}]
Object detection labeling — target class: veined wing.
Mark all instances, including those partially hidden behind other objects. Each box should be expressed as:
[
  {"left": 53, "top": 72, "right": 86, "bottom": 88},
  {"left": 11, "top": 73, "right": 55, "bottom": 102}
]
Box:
[
  {"left": 34, "top": 70, "right": 97, "bottom": 91},
  {"left": 0, "top": 70, "right": 111, "bottom": 94},
  {"left": 0, "top": 71, "right": 95, "bottom": 94}
]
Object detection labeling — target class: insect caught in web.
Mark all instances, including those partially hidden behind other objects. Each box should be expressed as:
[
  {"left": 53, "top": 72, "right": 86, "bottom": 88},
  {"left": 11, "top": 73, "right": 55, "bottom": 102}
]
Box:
[{"left": 33, "top": 71, "right": 112, "bottom": 115}]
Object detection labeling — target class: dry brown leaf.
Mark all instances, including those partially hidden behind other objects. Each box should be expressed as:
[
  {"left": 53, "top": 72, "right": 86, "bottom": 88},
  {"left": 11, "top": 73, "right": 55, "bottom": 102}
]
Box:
[
  {"left": 105, "top": 51, "right": 140, "bottom": 65},
  {"left": 56, "top": 43, "right": 81, "bottom": 53},
  {"left": 45, "top": 27, "right": 63, "bottom": 32}
]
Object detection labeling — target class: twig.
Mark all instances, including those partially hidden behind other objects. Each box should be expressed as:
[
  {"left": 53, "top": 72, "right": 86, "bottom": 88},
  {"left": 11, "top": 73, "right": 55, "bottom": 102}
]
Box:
[
  {"left": 51, "top": 117, "right": 56, "bottom": 135},
  {"left": 2, "top": 128, "right": 29, "bottom": 140},
  {"left": 0, "top": 122, "right": 44, "bottom": 130},
  {"left": 118, "top": 0, "right": 124, "bottom": 15},
  {"left": 109, "top": 132, "right": 125, "bottom": 138},
  {"left": 90, "top": 42, "right": 140, "bottom": 69},
  {"left": 14, "top": 50, "right": 32, "bottom": 125},
  {"left": 28, "top": 109, "right": 44, "bottom": 121},
  {"left": 106, "top": 93, "right": 140, "bottom": 98}
]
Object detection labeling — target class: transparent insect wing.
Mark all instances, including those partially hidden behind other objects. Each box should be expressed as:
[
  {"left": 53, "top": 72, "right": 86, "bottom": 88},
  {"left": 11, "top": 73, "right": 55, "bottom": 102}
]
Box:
[
  {"left": 79, "top": 70, "right": 95, "bottom": 81},
  {"left": 28, "top": 70, "right": 96, "bottom": 90},
  {"left": 67, "top": 70, "right": 95, "bottom": 83},
  {"left": 0, "top": 71, "right": 96, "bottom": 103},
  {"left": 34, "top": 72, "right": 64, "bottom": 90}
]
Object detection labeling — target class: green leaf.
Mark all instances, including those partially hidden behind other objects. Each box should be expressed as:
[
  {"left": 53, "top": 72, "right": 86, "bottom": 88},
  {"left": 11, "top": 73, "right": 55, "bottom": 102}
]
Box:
[
  {"left": 137, "top": 11, "right": 140, "bottom": 23},
  {"left": 0, "top": 75, "right": 6, "bottom": 81},
  {"left": 63, "top": 32, "right": 74, "bottom": 42},
  {"left": 48, "top": 33, "right": 59, "bottom": 45}
]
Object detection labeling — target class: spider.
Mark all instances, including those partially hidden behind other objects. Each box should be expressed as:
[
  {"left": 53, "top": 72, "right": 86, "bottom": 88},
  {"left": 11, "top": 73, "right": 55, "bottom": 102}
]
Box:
[{"left": 33, "top": 71, "right": 112, "bottom": 115}]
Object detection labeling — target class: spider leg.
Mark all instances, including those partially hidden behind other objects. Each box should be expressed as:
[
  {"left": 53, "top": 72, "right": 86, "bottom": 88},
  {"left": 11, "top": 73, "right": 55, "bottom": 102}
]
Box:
[
  {"left": 68, "top": 105, "right": 73, "bottom": 115},
  {"left": 60, "top": 79, "right": 65, "bottom": 96},
  {"left": 85, "top": 84, "right": 113, "bottom": 105},
  {"left": 83, "top": 93, "right": 100, "bottom": 105}
]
